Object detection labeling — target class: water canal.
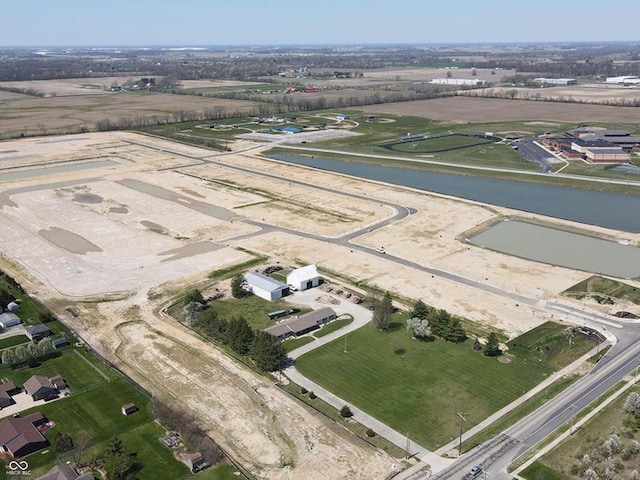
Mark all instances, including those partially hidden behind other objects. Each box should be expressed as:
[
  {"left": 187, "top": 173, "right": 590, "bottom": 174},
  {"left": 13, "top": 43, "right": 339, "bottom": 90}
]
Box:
[{"left": 268, "top": 154, "right": 640, "bottom": 234}]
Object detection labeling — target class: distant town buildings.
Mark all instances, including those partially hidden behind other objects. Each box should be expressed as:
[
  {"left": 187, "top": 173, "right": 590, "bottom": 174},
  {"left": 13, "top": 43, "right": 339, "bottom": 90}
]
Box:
[
  {"left": 605, "top": 76, "right": 640, "bottom": 85},
  {"left": 429, "top": 78, "right": 486, "bottom": 86},
  {"left": 533, "top": 78, "right": 577, "bottom": 86}
]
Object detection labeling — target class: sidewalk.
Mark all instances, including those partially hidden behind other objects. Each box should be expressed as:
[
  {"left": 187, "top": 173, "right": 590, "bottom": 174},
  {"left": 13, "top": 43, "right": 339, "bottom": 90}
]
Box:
[
  {"left": 434, "top": 342, "right": 608, "bottom": 456},
  {"left": 283, "top": 364, "right": 454, "bottom": 473}
]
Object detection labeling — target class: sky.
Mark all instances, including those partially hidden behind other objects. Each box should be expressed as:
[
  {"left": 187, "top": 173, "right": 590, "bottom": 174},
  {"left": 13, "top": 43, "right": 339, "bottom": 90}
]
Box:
[{"left": 1, "top": 0, "right": 639, "bottom": 47}]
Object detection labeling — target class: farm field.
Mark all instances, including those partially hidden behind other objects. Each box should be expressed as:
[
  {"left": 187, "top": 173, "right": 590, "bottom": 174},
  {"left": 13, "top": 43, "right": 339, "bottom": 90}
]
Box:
[
  {"left": 296, "top": 321, "right": 594, "bottom": 450},
  {"left": 0, "top": 90, "right": 259, "bottom": 138},
  {"left": 355, "top": 96, "right": 640, "bottom": 123}
]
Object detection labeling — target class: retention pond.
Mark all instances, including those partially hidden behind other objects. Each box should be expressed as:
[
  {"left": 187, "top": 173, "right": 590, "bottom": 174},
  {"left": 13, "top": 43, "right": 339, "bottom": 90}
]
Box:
[{"left": 468, "top": 220, "right": 640, "bottom": 279}]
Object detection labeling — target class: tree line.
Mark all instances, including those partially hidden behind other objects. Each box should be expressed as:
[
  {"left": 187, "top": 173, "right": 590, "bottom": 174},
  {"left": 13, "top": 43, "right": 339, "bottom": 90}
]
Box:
[
  {"left": 184, "top": 288, "right": 287, "bottom": 372},
  {"left": 403, "top": 299, "right": 501, "bottom": 355}
]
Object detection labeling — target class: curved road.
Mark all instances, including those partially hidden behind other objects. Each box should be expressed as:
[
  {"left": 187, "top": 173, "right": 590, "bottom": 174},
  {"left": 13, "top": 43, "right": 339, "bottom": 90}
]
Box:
[{"left": 126, "top": 137, "right": 640, "bottom": 479}]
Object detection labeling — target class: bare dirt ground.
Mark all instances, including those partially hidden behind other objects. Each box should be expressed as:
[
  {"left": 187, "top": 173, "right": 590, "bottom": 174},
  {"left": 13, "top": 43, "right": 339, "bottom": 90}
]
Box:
[
  {"left": 2, "top": 131, "right": 638, "bottom": 477},
  {"left": 354, "top": 96, "right": 640, "bottom": 123},
  {"left": 181, "top": 79, "right": 266, "bottom": 89},
  {"left": 0, "top": 77, "right": 149, "bottom": 96},
  {"left": 475, "top": 85, "right": 640, "bottom": 104}
]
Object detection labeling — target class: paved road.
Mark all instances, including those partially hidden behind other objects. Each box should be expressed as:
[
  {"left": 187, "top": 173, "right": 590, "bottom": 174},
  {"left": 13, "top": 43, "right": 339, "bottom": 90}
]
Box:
[{"left": 126, "top": 137, "right": 640, "bottom": 479}]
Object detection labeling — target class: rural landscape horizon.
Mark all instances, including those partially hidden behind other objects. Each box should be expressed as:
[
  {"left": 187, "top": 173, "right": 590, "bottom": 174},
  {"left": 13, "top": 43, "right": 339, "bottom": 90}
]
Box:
[{"left": 1, "top": 15, "right": 640, "bottom": 480}]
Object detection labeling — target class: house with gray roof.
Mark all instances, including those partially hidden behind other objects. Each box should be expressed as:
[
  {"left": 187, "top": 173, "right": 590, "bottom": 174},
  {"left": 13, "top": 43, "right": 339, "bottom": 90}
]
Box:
[
  {"left": 35, "top": 464, "right": 94, "bottom": 480},
  {"left": 25, "top": 324, "right": 52, "bottom": 342},
  {"left": 264, "top": 307, "right": 337, "bottom": 340},
  {"left": 0, "top": 312, "right": 21, "bottom": 328}
]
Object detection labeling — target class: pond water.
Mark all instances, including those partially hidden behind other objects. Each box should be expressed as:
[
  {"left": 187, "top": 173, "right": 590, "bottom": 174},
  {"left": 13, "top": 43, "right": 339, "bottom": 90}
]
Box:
[
  {"left": 468, "top": 220, "right": 640, "bottom": 279},
  {"left": 269, "top": 154, "right": 640, "bottom": 233}
]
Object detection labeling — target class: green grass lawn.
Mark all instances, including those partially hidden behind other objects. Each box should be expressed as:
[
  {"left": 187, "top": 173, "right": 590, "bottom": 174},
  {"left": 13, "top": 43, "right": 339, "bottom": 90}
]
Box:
[
  {"left": 205, "top": 295, "right": 309, "bottom": 331},
  {"left": 0, "top": 334, "right": 30, "bottom": 350},
  {"left": 283, "top": 336, "right": 314, "bottom": 353},
  {"left": 388, "top": 134, "right": 493, "bottom": 153},
  {"left": 195, "top": 463, "right": 244, "bottom": 480},
  {"left": 296, "top": 321, "right": 592, "bottom": 450},
  {"left": 313, "top": 317, "right": 353, "bottom": 338},
  {"left": 563, "top": 275, "right": 640, "bottom": 306},
  {"left": 0, "top": 345, "right": 193, "bottom": 479}
]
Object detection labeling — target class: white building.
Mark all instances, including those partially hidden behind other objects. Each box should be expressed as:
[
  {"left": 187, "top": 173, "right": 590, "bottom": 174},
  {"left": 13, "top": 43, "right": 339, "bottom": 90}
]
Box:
[
  {"left": 244, "top": 272, "right": 289, "bottom": 301},
  {"left": 0, "top": 312, "right": 21, "bottom": 328},
  {"left": 605, "top": 76, "right": 640, "bottom": 85},
  {"left": 429, "top": 78, "right": 486, "bottom": 86},
  {"left": 287, "top": 265, "right": 320, "bottom": 291},
  {"left": 534, "top": 78, "right": 577, "bottom": 86}
]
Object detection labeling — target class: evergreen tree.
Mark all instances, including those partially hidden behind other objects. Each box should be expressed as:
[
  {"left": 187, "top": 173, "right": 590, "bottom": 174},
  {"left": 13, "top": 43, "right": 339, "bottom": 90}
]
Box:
[
  {"left": 484, "top": 332, "right": 502, "bottom": 357},
  {"left": 252, "top": 331, "right": 287, "bottom": 372},
  {"left": 184, "top": 288, "right": 204, "bottom": 305},
  {"left": 443, "top": 318, "right": 467, "bottom": 343},
  {"left": 231, "top": 274, "right": 247, "bottom": 299},
  {"left": 410, "top": 300, "right": 431, "bottom": 320},
  {"left": 225, "top": 317, "right": 254, "bottom": 355}
]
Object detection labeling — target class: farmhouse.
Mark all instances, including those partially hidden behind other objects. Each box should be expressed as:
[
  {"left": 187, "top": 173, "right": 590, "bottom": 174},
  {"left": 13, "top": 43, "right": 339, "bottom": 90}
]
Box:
[
  {"left": 244, "top": 272, "right": 289, "bottom": 301},
  {"left": 0, "top": 412, "right": 48, "bottom": 458},
  {"left": 287, "top": 265, "right": 320, "bottom": 291},
  {"left": 264, "top": 307, "right": 338, "bottom": 340},
  {"left": 0, "top": 312, "right": 21, "bottom": 328},
  {"left": 24, "top": 375, "right": 57, "bottom": 401},
  {"left": 25, "top": 324, "right": 52, "bottom": 341}
]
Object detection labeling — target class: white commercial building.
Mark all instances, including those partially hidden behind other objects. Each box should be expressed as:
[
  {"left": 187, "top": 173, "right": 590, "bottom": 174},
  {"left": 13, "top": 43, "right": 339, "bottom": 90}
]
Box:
[
  {"left": 286, "top": 265, "right": 320, "bottom": 291},
  {"left": 429, "top": 78, "right": 486, "bottom": 86},
  {"left": 605, "top": 76, "right": 640, "bottom": 85},
  {"left": 534, "top": 78, "right": 577, "bottom": 85},
  {"left": 244, "top": 272, "right": 289, "bottom": 301}
]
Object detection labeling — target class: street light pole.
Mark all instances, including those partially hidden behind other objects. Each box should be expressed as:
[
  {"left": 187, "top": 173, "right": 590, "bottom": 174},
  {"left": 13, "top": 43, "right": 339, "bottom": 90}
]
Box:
[
  {"left": 457, "top": 412, "right": 467, "bottom": 457},
  {"left": 570, "top": 403, "right": 577, "bottom": 434}
]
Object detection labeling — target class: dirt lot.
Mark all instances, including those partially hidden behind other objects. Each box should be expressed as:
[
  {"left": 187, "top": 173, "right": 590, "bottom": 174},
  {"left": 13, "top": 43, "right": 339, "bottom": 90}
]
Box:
[
  {"left": 0, "top": 91, "right": 259, "bottom": 138},
  {"left": 0, "top": 77, "right": 148, "bottom": 96},
  {"left": 475, "top": 85, "right": 640, "bottom": 104},
  {"left": 2, "top": 131, "right": 638, "bottom": 478},
  {"left": 354, "top": 96, "right": 640, "bottom": 123}
]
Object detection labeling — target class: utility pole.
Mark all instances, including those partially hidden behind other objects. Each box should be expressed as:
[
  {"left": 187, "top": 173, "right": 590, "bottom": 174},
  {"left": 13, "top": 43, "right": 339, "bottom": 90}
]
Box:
[
  {"left": 569, "top": 403, "right": 577, "bottom": 434},
  {"left": 457, "top": 412, "right": 467, "bottom": 457},
  {"left": 405, "top": 432, "right": 411, "bottom": 459}
]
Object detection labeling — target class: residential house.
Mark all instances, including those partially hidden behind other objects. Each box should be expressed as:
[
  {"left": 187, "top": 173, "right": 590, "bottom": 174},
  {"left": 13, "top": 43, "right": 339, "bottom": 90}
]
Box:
[
  {"left": 24, "top": 375, "right": 57, "bottom": 401},
  {"left": 25, "top": 324, "right": 52, "bottom": 342},
  {"left": 0, "top": 378, "right": 20, "bottom": 408},
  {"left": 0, "top": 412, "right": 48, "bottom": 458},
  {"left": 0, "top": 312, "right": 21, "bottom": 328}
]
